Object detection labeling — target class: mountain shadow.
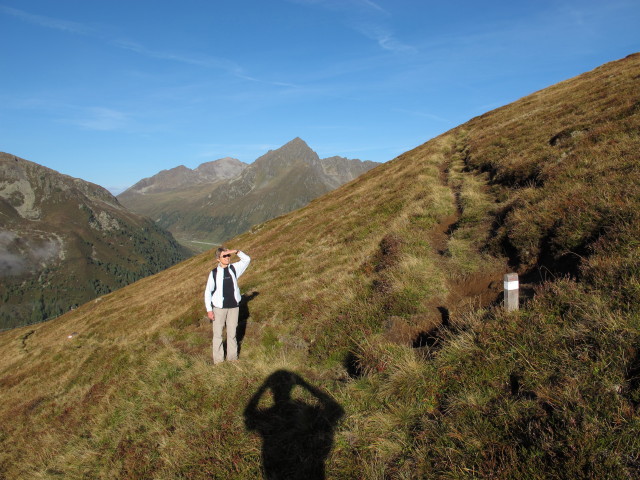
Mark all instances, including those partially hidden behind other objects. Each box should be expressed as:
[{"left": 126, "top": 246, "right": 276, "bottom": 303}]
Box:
[{"left": 244, "top": 370, "right": 344, "bottom": 480}]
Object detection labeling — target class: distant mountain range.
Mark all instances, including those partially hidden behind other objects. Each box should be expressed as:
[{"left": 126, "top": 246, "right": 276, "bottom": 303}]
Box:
[
  {"left": 117, "top": 138, "right": 378, "bottom": 251},
  {"left": 0, "top": 153, "right": 190, "bottom": 329}
]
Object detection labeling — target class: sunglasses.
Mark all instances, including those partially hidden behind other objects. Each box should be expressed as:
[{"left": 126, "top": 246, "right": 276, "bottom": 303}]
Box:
[{"left": 221, "top": 254, "right": 231, "bottom": 258}]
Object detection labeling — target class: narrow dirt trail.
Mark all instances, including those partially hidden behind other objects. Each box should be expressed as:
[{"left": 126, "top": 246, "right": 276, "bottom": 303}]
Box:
[
  {"left": 434, "top": 158, "right": 505, "bottom": 317},
  {"left": 384, "top": 155, "right": 505, "bottom": 349},
  {"left": 437, "top": 158, "right": 504, "bottom": 313},
  {"left": 429, "top": 160, "right": 461, "bottom": 255}
]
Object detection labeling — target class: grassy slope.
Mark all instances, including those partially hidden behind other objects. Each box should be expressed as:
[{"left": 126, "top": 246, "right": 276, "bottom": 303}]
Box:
[{"left": 1, "top": 54, "right": 639, "bottom": 479}]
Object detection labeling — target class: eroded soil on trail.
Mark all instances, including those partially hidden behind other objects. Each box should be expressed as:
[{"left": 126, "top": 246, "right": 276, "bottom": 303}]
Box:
[
  {"left": 429, "top": 213, "right": 459, "bottom": 255},
  {"left": 384, "top": 156, "right": 508, "bottom": 350}
]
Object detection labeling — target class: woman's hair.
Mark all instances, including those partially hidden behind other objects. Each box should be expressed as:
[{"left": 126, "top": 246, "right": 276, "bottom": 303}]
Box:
[{"left": 215, "top": 246, "right": 226, "bottom": 259}]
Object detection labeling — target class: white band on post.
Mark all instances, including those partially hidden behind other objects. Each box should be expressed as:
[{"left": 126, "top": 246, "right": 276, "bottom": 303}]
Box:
[{"left": 504, "top": 280, "right": 519, "bottom": 291}]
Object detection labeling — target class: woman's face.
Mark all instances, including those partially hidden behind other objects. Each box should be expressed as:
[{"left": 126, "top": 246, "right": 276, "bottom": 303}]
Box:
[{"left": 219, "top": 250, "right": 232, "bottom": 266}]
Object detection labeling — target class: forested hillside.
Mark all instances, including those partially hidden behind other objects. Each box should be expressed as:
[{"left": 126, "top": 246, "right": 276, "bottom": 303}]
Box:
[{"left": 0, "top": 155, "right": 190, "bottom": 329}]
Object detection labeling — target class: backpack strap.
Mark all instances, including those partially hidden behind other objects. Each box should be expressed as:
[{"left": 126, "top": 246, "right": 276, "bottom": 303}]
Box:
[{"left": 211, "top": 264, "right": 237, "bottom": 294}]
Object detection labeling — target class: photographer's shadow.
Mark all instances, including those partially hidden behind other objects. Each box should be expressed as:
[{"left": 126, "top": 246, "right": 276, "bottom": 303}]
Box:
[{"left": 244, "top": 370, "right": 344, "bottom": 480}]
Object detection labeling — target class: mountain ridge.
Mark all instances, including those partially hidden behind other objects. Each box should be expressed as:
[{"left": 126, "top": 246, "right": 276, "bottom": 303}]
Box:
[
  {"left": 124, "top": 157, "right": 247, "bottom": 195},
  {"left": 118, "top": 137, "right": 378, "bottom": 250}
]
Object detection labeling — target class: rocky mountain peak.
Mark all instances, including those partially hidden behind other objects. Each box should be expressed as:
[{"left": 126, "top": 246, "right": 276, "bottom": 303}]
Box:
[
  {"left": 120, "top": 157, "right": 247, "bottom": 196},
  {"left": 117, "top": 138, "right": 379, "bottom": 248},
  {"left": 253, "top": 137, "right": 319, "bottom": 172},
  {"left": 194, "top": 157, "right": 246, "bottom": 180}
]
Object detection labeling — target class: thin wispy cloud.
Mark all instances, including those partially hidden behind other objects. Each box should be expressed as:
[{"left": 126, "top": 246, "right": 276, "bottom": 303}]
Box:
[
  {"left": 234, "top": 73, "right": 301, "bottom": 89},
  {"left": 112, "top": 40, "right": 296, "bottom": 88},
  {"left": 357, "top": 0, "right": 388, "bottom": 15},
  {"left": 394, "top": 109, "right": 449, "bottom": 123},
  {"left": 0, "top": 5, "right": 291, "bottom": 87},
  {"left": 355, "top": 23, "right": 417, "bottom": 54},
  {"left": 67, "top": 107, "right": 131, "bottom": 132},
  {"left": 0, "top": 94, "right": 54, "bottom": 110},
  {"left": 0, "top": 5, "right": 240, "bottom": 74},
  {"left": 288, "top": 0, "right": 387, "bottom": 14},
  {"left": 0, "top": 3, "right": 399, "bottom": 93},
  {"left": 111, "top": 38, "right": 243, "bottom": 72},
  {"left": 286, "top": 0, "right": 413, "bottom": 53},
  {"left": 1, "top": 93, "right": 133, "bottom": 132},
  {"left": 0, "top": 4, "right": 91, "bottom": 34}
]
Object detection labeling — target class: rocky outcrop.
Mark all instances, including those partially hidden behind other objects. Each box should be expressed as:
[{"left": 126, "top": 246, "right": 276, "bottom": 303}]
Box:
[{"left": 120, "top": 157, "right": 247, "bottom": 196}]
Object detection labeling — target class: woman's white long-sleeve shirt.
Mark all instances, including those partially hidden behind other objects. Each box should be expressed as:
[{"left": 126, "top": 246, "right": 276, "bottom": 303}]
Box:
[{"left": 204, "top": 251, "right": 251, "bottom": 311}]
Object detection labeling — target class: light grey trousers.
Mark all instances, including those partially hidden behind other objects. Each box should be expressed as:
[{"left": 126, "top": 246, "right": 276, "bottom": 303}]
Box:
[{"left": 212, "top": 307, "right": 239, "bottom": 364}]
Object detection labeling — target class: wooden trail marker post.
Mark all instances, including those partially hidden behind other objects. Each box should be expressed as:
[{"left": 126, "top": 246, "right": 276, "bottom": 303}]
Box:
[{"left": 504, "top": 273, "right": 519, "bottom": 312}]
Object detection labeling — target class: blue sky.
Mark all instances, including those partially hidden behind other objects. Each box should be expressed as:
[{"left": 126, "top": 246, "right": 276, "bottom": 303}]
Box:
[{"left": 1, "top": 1, "right": 638, "bottom": 194}]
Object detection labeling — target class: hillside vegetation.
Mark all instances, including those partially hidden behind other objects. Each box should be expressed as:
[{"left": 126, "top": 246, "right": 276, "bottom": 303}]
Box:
[{"left": 1, "top": 53, "right": 639, "bottom": 479}]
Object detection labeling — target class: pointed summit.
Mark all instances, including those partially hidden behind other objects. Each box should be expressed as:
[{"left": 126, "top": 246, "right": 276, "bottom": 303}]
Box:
[
  {"left": 253, "top": 137, "right": 319, "bottom": 171},
  {"left": 286, "top": 136, "right": 308, "bottom": 147}
]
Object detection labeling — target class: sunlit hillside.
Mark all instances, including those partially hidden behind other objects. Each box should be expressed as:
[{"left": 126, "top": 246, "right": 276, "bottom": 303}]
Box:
[{"left": 1, "top": 53, "right": 639, "bottom": 479}]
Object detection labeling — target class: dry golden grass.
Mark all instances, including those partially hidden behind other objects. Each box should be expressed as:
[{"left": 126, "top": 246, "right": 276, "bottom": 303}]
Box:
[{"left": 1, "top": 53, "right": 639, "bottom": 479}]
